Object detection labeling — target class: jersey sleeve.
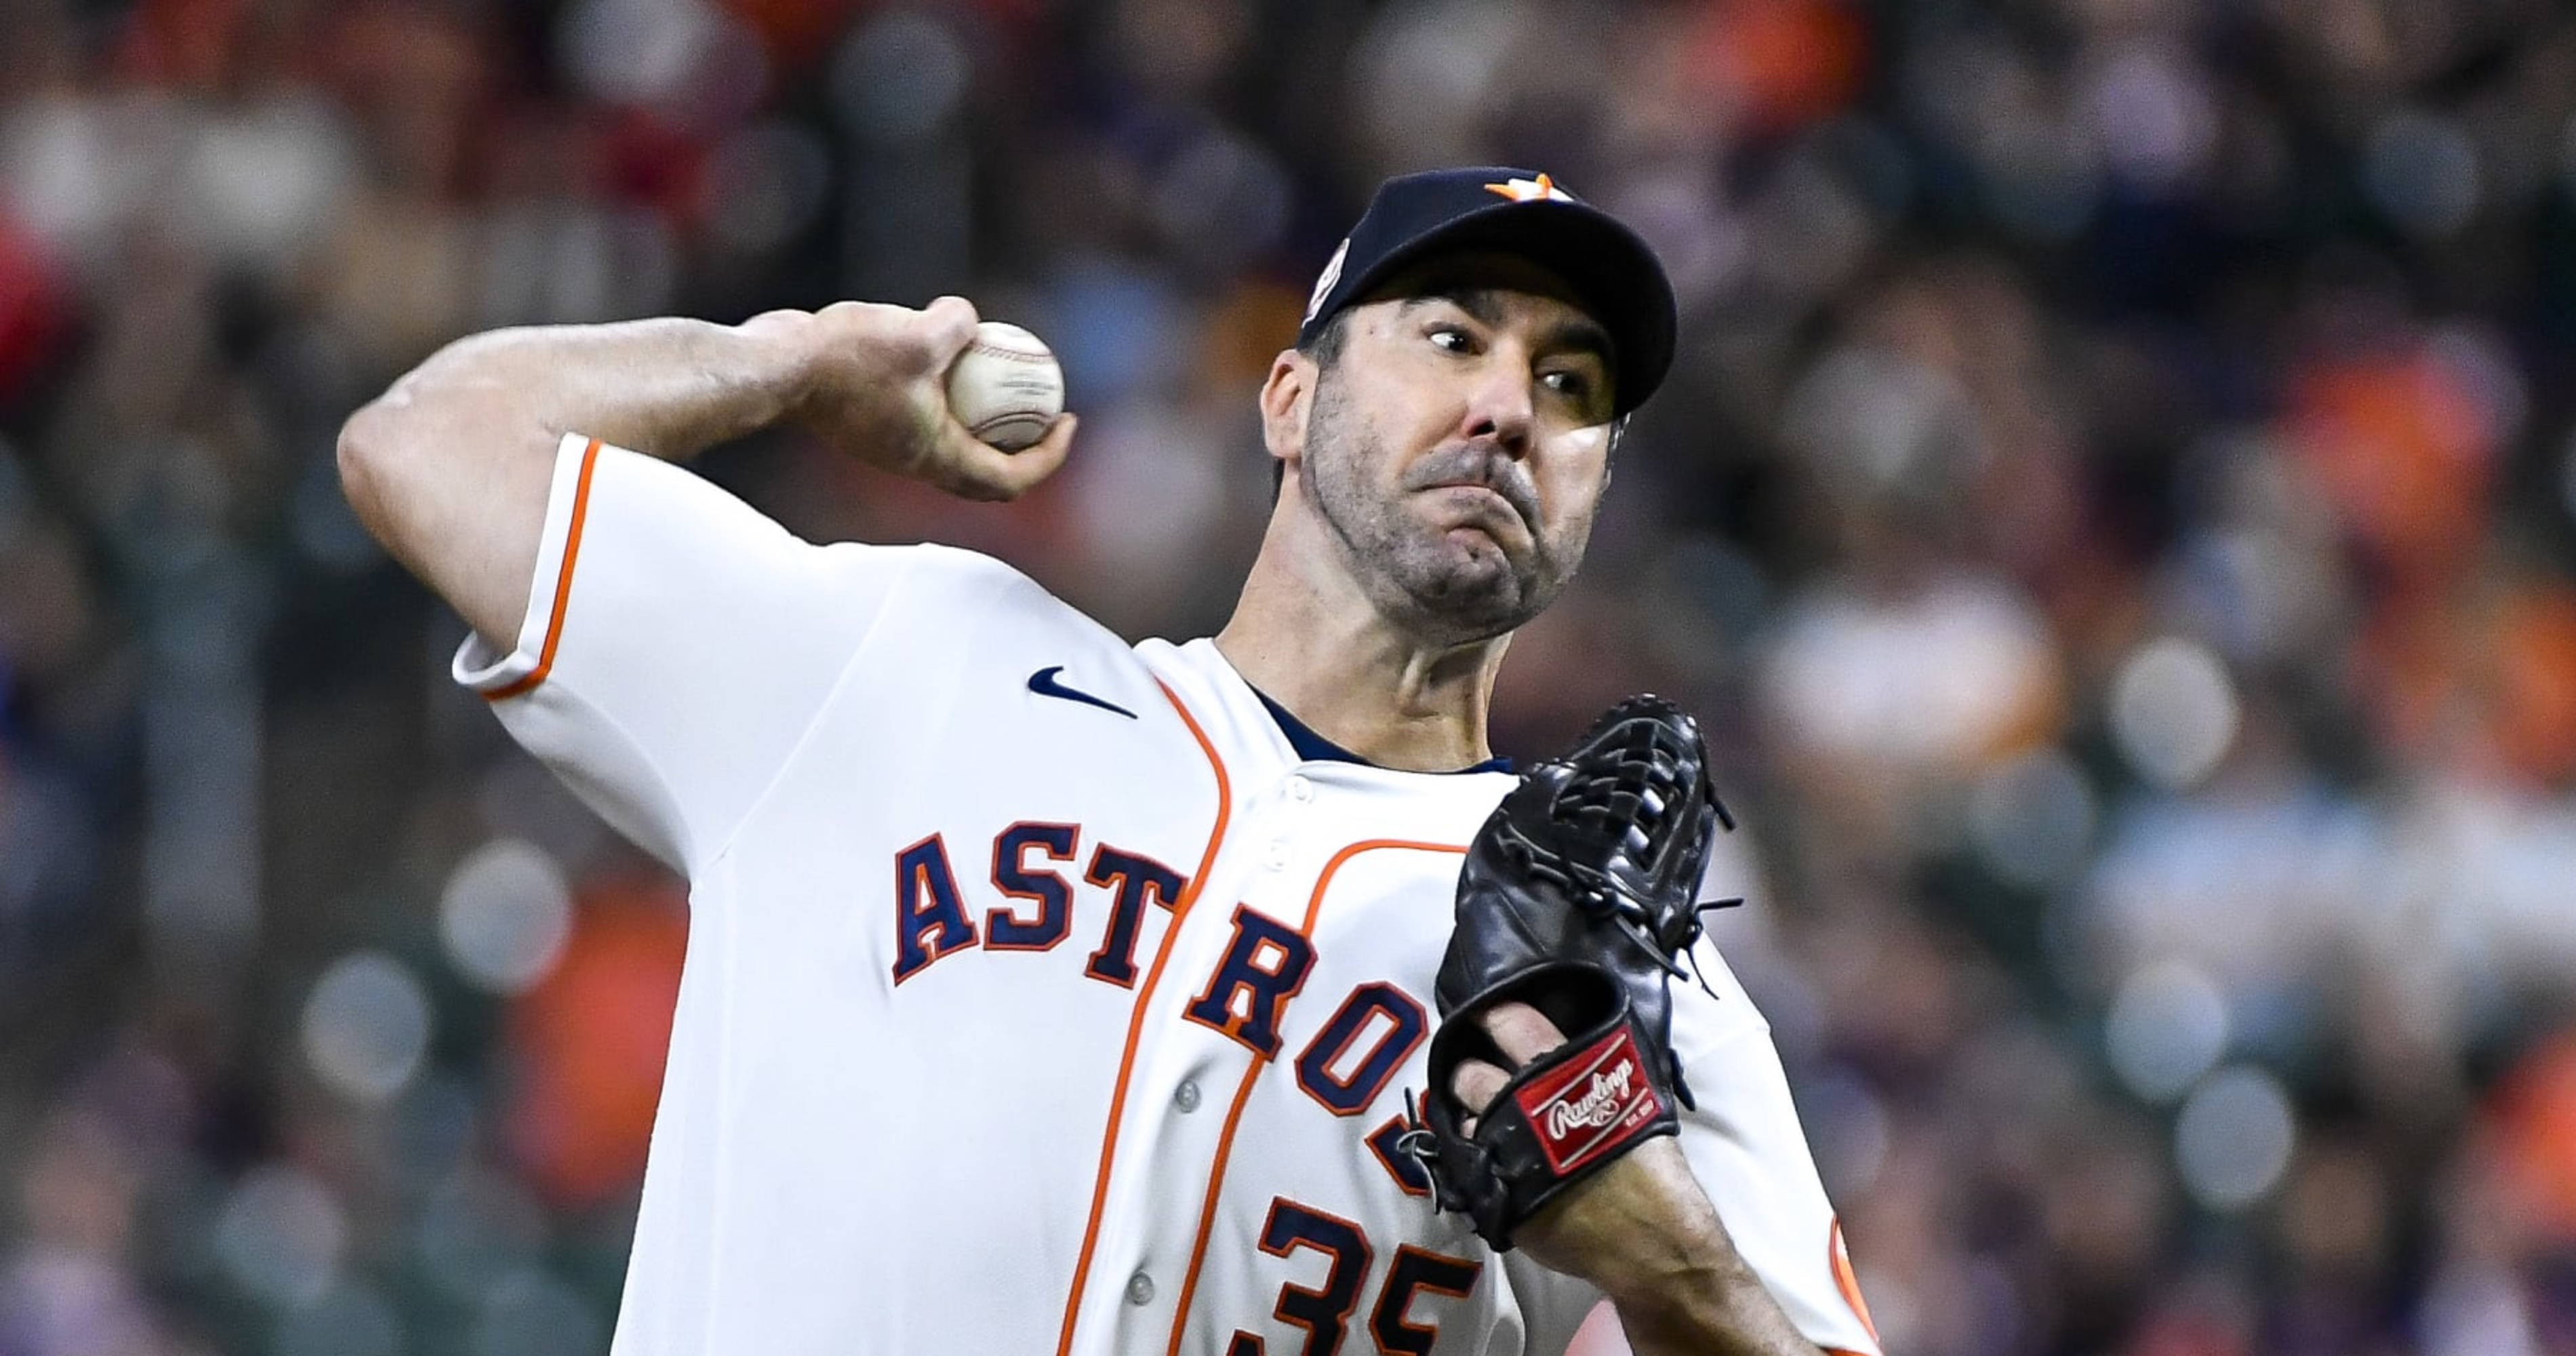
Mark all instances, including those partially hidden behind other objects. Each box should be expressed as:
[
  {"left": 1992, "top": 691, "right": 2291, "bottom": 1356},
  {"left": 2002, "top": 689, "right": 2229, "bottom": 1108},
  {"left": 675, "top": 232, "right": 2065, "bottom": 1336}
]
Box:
[
  {"left": 450, "top": 433, "right": 984, "bottom": 875},
  {"left": 1664, "top": 945, "right": 1883, "bottom": 1356}
]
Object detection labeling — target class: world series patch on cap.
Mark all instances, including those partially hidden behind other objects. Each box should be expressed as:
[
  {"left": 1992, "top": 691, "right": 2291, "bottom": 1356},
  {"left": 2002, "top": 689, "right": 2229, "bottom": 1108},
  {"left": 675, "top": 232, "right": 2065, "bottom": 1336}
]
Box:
[{"left": 1298, "top": 167, "right": 1678, "bottom": 417}]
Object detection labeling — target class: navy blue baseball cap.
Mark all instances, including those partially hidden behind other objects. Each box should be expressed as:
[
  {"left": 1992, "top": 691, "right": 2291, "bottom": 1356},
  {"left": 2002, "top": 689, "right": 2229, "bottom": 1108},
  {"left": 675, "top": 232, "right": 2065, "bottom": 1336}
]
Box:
[{"left": 1296, "top": 167, "right": 1677, "bottom": 416}]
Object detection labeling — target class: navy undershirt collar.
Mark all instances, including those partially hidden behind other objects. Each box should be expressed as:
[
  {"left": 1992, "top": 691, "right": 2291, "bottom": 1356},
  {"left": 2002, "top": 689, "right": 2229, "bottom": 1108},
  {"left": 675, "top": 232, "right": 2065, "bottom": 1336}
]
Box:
[{"left": 1251, "top": 688, "right": 1514, "bottom": 776}]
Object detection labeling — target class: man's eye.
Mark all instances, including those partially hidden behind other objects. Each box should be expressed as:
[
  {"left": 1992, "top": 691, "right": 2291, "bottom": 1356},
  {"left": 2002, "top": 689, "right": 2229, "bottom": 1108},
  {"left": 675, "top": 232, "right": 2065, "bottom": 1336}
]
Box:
[
  {"left": 1428, "top": 326, "right": 1474, "bottom": 352},
  {"left": 1542, "top": 370, "right": 1592, "bottom": 397}
]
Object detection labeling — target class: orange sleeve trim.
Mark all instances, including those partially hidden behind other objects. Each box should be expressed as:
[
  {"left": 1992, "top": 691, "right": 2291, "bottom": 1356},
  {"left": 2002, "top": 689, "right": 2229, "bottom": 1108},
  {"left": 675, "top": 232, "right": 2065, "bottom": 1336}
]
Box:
[
  {"left": 1159, "top": 837, "right": 1468, "bottom": 1356},
  {"left": 1831, "top": 1216, "right": 1880, "bottom": 1346},
  {"left": 483, "top": 436, "right": 603, "bottom": 702},
  {"left": 1053, "top": 679, "right": 1233, "bottom": 1356}
]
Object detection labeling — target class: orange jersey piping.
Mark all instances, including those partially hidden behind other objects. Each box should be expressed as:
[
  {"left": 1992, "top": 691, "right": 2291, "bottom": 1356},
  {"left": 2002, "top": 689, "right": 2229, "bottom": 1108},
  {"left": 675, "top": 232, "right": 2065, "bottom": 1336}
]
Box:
[
  {"left": 483, "top": 436, "right": 602, "bottom": 702},
  {"left": 1052, "top": 679, "right": 1232, "bottom": 1356},
  {"left": 1160, "top": 837, "right": 1468, "bottom": 1356},
  {"left": 1830, "top": 1216, "right": 1879, "bottom": 1348}
]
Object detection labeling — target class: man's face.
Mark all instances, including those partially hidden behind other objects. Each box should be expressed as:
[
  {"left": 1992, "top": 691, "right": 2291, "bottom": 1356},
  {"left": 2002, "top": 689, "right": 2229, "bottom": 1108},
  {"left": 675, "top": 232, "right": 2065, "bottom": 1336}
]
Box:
[{"left": 1292, "top": 252, "right": 1619, "bottom": 645}]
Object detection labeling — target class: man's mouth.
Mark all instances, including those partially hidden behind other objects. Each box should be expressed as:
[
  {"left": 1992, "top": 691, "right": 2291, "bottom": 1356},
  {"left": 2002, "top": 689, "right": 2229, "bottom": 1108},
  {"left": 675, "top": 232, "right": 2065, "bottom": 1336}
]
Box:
[
  {"left": 1407, "top": 442, "right": 1539, "bottom": 541},
  {"left": 1424, "top": 482, "right": 1529, "bottom": 543}
]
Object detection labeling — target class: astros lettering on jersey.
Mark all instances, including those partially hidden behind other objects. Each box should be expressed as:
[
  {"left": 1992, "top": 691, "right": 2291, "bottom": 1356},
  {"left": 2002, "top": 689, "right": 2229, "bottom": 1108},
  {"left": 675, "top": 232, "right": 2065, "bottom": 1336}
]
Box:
[{"left": 455, "top": 432, "right": 1883, "bottom": 1355}]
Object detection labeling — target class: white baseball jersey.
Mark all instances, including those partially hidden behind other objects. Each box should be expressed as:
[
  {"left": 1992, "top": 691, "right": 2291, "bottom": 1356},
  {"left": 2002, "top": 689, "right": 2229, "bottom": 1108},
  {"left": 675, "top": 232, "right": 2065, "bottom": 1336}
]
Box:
[{"left": 452, "top": 433, "right": 1882, "bottom": 1356}]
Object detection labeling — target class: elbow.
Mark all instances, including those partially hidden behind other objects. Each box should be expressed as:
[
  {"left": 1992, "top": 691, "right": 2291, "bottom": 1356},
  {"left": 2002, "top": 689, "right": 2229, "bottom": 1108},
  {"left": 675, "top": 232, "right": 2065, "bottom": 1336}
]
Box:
[
  {"left": 334, "top": 401, "right": 378, "bottom": 494},
  {"left": 336, "top": 400, "right": 397, "bottom": 542}
]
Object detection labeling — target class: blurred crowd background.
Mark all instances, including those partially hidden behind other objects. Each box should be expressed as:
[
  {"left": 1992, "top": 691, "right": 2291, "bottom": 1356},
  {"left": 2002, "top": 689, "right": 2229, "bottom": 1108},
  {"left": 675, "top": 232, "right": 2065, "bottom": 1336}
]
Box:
[{"left": 4, "top": 0, "right": 2576, "bottom": 1353}]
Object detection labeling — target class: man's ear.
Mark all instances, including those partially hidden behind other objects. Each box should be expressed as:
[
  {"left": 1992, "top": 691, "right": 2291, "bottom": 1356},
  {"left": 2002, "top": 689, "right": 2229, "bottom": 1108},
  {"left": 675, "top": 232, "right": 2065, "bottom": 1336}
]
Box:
[{"left": 1260, "top": 349, "right": 1313, "bottom": 471}]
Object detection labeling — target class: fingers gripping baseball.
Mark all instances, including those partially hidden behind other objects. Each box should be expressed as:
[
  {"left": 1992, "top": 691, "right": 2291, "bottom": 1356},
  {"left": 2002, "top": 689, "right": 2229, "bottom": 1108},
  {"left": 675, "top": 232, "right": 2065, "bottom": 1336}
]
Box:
[
  {"left": 912, "top": 297, "right": 1074, "bottom": 500},
  {"left": 773, "top": 296, "right": 1074, "bottom": 501},
  {"left": 917, "top": 293, "right": 980, "bottom": 353}
]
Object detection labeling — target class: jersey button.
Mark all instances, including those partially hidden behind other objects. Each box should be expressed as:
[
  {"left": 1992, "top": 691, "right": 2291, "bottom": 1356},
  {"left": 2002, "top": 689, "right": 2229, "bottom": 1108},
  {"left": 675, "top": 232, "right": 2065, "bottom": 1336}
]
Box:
[
  {"left": 1287, "top": 775, "right": 1314, "bottom": 802},
  {"left": 1174, "top": 1080, "right": 1202, "bottom": 1113},
  {"left": 1262, "top": 840, "right": 1289, "bottom": 871},
  {"left": 1127, "top": 1271, "right": 1156, "bottom": 1306}
]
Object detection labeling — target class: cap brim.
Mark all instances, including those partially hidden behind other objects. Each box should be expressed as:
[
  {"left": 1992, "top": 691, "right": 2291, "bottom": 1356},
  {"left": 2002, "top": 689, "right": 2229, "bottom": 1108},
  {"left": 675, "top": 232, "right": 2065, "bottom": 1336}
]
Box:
[{"left": 1333, "top": 198, "right": 1677, "bottom": 417}]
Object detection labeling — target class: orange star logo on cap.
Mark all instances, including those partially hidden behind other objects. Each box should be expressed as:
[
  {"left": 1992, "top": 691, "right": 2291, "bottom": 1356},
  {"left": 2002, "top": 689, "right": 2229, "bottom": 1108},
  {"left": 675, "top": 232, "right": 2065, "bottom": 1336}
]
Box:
[{"left": 1483, "top": 173, "right": 1573, "bottom": 203}]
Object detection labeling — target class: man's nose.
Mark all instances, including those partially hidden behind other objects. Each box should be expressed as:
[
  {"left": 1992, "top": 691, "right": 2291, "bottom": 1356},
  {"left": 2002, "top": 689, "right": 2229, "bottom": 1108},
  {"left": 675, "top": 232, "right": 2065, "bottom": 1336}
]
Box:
[{"left": 1457, "top": 353, "right": 1535, "bottom": 456}]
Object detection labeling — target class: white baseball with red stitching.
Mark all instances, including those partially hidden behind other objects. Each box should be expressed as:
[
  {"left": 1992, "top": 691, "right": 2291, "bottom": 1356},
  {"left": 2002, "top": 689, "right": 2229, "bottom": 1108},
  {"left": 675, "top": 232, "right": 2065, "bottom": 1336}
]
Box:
[{"left": 945, "top": 320, "right": 1064, "bottom": 451}]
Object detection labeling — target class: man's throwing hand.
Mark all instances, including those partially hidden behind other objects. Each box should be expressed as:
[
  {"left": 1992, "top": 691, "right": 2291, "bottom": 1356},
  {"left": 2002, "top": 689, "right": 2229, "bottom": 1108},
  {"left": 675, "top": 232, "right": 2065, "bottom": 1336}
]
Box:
[{"left": 744, "top": 296, "right": 1074, "bottom": 501}]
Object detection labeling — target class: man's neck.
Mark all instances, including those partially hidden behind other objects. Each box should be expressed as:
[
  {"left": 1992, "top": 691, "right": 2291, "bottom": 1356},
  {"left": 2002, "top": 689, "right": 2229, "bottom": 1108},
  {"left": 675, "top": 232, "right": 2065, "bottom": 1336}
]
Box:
[{"left": 1214, "top": 549, "right": 1508, "bottom": 774}]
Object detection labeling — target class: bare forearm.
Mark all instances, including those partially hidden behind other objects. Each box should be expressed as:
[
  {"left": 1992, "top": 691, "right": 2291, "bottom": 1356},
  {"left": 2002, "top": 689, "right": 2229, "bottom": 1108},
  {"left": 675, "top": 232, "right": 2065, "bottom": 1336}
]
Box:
[
  {"left": 337, "top": 315, "right": 814, "bottom": 646},
  {"left": 1514, "top": 1140, "right": 1822, "bottom": 1356},
  {"left": 1605, "top": 1246, "right": 1824, "bottom": 1356},
  {"left": 334, "top": 297, "right": 1067, "bottom": 650},
  {"left": 354, "top": 315, "right": 810, "bottom": 469}
]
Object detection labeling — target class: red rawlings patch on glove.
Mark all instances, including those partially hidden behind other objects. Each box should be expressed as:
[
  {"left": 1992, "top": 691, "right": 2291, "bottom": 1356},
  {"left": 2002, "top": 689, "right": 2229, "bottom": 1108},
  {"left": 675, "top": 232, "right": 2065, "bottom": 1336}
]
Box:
[{"left": 1512, "top": 1024, "right": 1665, "bottom": 1176}]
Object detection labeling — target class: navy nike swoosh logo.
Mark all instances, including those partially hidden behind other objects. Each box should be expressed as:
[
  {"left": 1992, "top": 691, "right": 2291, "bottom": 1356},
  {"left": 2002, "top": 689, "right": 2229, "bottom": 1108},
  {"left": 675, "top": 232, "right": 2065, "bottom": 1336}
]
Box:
[{"left": 1028, "top": 666, "right": 1138, "bottom": 719}]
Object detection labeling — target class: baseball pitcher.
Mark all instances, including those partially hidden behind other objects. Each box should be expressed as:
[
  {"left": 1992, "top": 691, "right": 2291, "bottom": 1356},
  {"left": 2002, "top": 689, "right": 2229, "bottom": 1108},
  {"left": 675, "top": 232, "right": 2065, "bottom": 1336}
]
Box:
[{"left": 339, "top": 166, "right": 1880, "bottom": 1356}]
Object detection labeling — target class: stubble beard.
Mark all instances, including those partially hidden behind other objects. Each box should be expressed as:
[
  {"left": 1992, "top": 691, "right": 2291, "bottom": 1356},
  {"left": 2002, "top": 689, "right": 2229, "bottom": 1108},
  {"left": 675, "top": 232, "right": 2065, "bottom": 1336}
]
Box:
[{"left": 1300, "top": 370, "right": 1582, "bottom": 647}]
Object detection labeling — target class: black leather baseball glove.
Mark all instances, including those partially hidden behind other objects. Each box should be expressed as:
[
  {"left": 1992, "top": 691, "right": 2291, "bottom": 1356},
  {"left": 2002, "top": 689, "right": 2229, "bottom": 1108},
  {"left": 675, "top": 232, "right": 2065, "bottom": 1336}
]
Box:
[{"left": 1405, "top": 695, "right": 1734, "bottom": 1251}]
